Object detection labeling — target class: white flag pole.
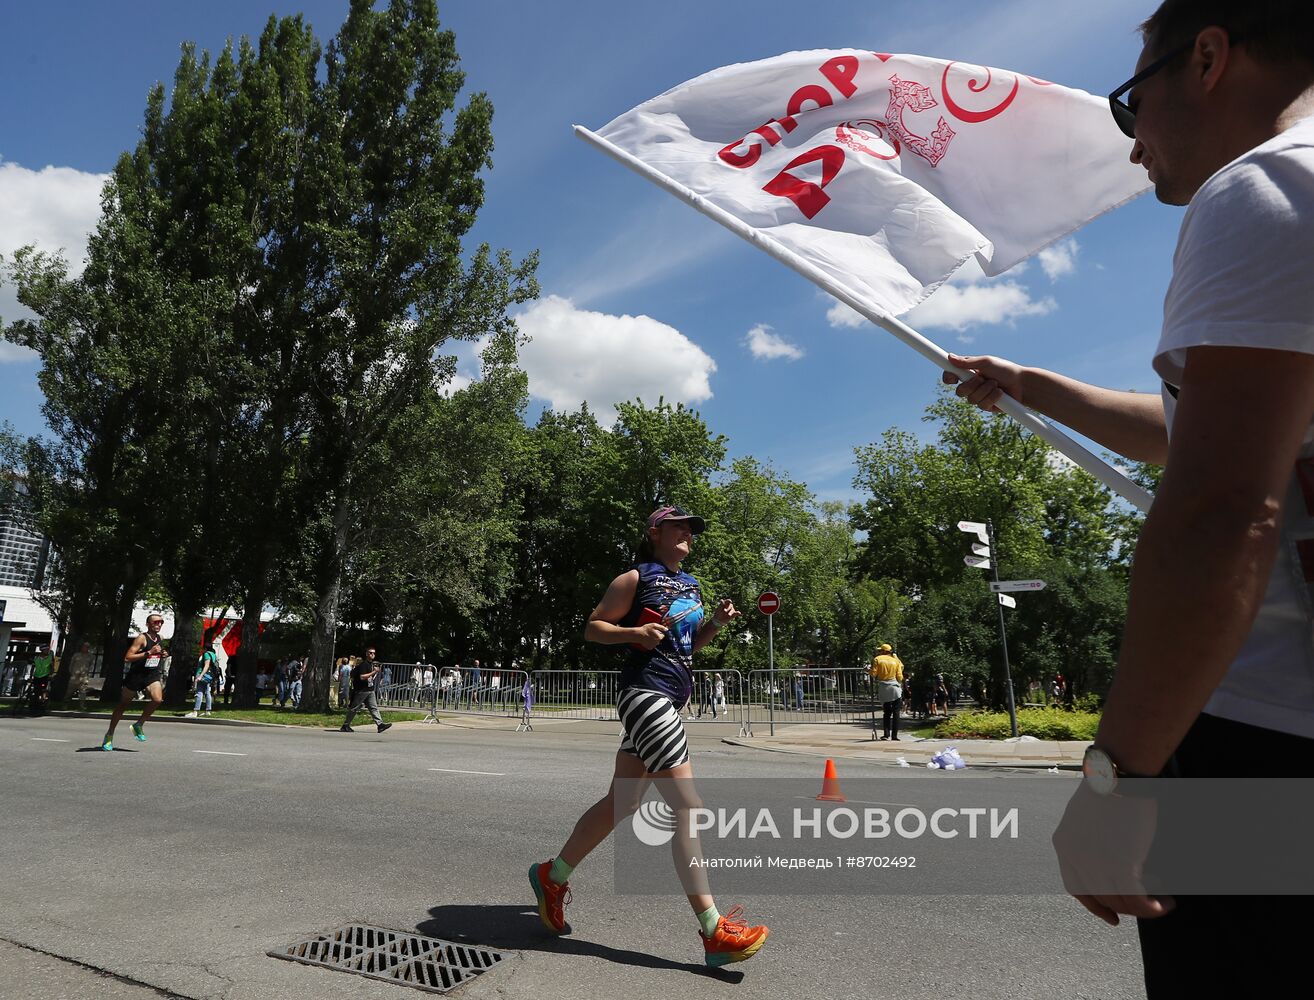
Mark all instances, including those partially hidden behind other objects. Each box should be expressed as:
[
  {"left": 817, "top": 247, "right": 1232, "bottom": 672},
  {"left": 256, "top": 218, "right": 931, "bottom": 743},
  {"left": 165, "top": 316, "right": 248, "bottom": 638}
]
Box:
[{"left": 575, "top": 125, "right": 1154, "bottom": 514}]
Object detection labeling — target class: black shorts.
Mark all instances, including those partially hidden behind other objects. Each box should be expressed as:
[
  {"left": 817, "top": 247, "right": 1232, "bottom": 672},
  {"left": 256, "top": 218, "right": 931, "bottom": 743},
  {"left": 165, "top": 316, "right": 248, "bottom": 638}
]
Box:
[{"left": 123, "top": 666, "right": 164, "bottom": 692}]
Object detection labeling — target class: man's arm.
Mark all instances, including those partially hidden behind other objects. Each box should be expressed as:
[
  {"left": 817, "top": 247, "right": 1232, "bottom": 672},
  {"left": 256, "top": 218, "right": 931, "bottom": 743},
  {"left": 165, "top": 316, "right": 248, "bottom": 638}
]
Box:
[
  {"left": 944, "top": 354, "right": 1168, "bottom": 465},
  {"left": 124, "top": 635, "right": 147, "bottom": 664},
  {"left": 1095, "top": 345, "right": 1314, "bottom": 774}
]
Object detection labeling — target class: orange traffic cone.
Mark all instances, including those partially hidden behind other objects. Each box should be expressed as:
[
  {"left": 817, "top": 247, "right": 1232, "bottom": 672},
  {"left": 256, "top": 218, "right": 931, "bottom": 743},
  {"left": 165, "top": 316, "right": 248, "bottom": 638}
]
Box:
[{"left": 816, "top": 758, "right": 846, "bottom": 802}]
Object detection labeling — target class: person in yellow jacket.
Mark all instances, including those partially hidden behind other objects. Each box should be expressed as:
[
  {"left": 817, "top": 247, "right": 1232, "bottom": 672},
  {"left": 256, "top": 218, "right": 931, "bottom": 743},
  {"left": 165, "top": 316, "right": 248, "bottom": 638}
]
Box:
[{"left": 869, "top": 643, "right": 905, "bottom": 741}]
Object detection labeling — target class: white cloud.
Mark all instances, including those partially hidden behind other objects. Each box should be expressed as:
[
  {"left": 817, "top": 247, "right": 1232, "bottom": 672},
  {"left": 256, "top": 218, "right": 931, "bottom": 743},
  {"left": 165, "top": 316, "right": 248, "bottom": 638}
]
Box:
[
  {"left": 743, "top": 323, "right": 803, "bottom": 361},
  {"left": 823, "top": 253, "right": 1055, "bottom": 336},
  {"left": 1037, "top": 238, "right": 1080, "bottom": 282},
  {"left": 0, "top": 160, "right": 108, "bottom": 363},
  {"left": 826, "top": 300, "right": 869, "bottom": 329},
  {"left": 907, "top": 280, "right": 1056, "bottom": 334},
  {"left": 901, "top": 255, "right": 1054, "bottom": 335},
  {"left": 513, "top": 295, "right": 715, "bottom": 420}
]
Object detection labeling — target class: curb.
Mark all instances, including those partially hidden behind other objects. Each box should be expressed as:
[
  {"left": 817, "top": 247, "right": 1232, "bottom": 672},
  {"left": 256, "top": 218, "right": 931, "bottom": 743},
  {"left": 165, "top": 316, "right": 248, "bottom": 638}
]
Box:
[
  {"left": 25, "top": 710, "right": 290, "bottom": 729},
  {"left": 719, "top": 737, "right": 1082, "bottom": 771}
]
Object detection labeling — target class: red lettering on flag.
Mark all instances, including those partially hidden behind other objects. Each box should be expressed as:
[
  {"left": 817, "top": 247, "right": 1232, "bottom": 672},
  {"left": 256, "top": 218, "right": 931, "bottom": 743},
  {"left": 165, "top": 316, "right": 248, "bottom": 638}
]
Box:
[
  {"left": 763, "top": 145, "right": 846, "bottom": 219},
  {"left": 820, "top": 55, "right": 860, "bottom": 98}
]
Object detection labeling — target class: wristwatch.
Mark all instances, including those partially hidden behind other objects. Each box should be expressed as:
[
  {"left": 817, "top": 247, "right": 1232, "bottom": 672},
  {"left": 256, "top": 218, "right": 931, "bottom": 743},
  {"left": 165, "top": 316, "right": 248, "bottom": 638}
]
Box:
[{"left": 1082, "top": 746, "right": 1153, "bottom": 796}]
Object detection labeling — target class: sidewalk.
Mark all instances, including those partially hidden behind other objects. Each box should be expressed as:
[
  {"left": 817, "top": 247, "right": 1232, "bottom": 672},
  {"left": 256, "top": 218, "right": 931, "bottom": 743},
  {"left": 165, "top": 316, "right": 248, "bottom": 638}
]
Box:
[
  {"left": 722, "top": 722, "right": 1088, "bottom": 769},
  {"left": 10, "top": 704, "right": 1088, "bottom": 767}
]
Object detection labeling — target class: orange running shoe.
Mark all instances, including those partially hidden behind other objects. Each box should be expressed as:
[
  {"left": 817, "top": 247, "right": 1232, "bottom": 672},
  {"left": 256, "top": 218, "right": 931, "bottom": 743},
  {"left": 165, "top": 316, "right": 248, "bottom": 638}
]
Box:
[
  {"left": 701, "top": 905, "right": 769, "bottom": 967},
  {"left": 529, "top": 861, "right": 572, "bottom": 934}
]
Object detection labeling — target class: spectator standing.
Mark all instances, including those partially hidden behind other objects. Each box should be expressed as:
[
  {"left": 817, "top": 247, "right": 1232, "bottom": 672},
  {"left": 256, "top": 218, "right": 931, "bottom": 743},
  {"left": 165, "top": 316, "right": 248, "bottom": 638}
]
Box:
[
  {"left": 287, "top": 655, "right": 304, "bottom": 708},
  {"left": 222, "top": 661, "right": 236, "bottom": 706},
  {"left": 696, "top": 672, "right": 717, "bottom": 719},
  {"left": 337, "top": 658, "right": 352, "bottom": 706},
  {"left": 869, "top": 643, "right": 905, "bottom": 741},
  {"left": 68, "top": 641, "right": 94, "bottom": 711},
  {"left": 31, "top": 645, "right": 54, "bottom": 709}
]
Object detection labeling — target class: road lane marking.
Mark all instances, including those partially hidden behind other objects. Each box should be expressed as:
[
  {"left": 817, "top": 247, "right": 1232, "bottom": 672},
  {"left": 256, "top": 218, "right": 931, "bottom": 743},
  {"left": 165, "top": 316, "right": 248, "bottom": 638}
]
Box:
[
  {"left": 192, "top": 750, "right": 247, "bottom": 756},
  {"left": 428, "top": 767, "right": 505, "bottom": 776},
  {"left": 794, "top": 796, "right": 920, "bottom": 808},
  {"left": 31, "top": 738, "right": 70, "bottom": 742}
]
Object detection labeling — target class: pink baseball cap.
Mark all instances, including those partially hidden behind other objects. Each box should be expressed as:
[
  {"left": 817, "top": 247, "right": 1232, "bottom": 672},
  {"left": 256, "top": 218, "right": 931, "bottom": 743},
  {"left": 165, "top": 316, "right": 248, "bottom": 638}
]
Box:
[{"left": 646, "top": 505, "right": 706, "bottom": 534}]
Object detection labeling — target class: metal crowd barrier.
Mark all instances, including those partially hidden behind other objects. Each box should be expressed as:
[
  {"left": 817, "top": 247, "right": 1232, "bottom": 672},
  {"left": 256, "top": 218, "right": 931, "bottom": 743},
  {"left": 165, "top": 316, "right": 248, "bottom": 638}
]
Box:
[
  {"left": 372, "top": 665, "right": 532, "bottom": 725},
  {"left": 526, "top": 668, "right": 750, "bottom": 735},
  {"left": 743, "top": 666, "right": 881, "bottom": 737},
  {"left": 373, "top": 662, "right": 885, "bottom": 738}
]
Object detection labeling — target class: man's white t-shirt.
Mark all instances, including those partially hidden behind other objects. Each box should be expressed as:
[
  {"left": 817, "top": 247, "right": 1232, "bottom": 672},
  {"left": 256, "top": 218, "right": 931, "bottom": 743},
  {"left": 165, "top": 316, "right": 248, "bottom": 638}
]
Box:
[{"left": 1154, "top": 114, "right": 1314, "bottom": 738}]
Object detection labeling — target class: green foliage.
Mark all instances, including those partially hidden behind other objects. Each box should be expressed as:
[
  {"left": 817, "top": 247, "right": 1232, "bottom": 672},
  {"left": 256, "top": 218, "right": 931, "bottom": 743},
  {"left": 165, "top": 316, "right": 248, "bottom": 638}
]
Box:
[
  {"left": 849, "top": 389, "right": 1134, "bottom": 707},
  {"left": 933, "top": 707, "right": 1101, "bottom": 741}
]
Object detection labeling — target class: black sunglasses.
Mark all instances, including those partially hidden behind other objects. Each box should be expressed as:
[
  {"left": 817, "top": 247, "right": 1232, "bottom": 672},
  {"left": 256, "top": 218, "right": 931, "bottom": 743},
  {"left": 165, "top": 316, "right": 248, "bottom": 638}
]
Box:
[{"left": 1108, "top": 32, "right": 1242, "bottom": 139}]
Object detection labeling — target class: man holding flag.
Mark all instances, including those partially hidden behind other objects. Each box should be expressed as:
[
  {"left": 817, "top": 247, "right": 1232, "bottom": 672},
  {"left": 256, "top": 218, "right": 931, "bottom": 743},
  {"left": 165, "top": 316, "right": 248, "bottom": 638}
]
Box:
[
  {"left": 581, "top": 0, "right": 1312, "bottom": 990},
  {"left": 946, "top": 2, "right": 1314, "bottom": 993}
]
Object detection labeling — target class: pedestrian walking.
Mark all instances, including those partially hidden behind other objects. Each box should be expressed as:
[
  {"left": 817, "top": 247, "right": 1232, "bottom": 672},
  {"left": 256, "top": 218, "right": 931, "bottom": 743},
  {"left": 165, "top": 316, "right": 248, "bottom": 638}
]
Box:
[
  {"left": 188, "top": 638, "right": 220, "bottom": 717},
  {"left": 340, "top": 647, "right": 393, "bottom": 734}
]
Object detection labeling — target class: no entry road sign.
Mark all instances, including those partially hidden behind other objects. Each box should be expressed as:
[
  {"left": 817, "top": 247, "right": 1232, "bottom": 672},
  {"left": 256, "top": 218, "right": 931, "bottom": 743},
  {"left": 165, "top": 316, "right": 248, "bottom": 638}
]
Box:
[{"left": 757, "top": 591, "right": 780, "bottom": 615}]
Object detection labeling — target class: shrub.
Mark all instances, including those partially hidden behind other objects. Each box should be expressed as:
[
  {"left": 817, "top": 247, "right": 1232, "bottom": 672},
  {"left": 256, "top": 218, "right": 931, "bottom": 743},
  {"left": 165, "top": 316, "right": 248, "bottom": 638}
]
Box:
[{"left": 932, "top": 707, "right": 1100, "bottom": 741}]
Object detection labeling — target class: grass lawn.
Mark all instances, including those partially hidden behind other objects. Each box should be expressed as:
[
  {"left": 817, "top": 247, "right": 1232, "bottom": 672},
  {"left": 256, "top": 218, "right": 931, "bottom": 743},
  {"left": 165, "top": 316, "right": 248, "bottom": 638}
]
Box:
[{"left": 1, "top": 698, "right": 428, "bottom": 728}]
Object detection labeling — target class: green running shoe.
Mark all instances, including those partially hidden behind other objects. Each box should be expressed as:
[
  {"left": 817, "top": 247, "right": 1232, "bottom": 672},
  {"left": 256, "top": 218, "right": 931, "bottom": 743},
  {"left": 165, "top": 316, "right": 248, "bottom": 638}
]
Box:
[
  {"left": 131, "top": 722, "right": 146, "bottom": 742},
  {"left": 101, "top": 738, "right": 113, "bottom": 752}
]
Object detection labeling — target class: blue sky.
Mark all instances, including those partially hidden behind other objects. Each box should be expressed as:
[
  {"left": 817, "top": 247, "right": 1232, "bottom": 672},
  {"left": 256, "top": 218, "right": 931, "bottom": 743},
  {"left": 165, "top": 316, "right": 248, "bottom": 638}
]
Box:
[{"left": 0, "top": 0, "right": 1177, "bottom": 505}]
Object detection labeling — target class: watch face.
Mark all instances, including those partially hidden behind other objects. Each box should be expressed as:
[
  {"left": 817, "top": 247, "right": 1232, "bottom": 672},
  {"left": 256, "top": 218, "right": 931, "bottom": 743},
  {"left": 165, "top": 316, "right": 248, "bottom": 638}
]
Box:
[{"left": 1083, "top": 748, "right": 1117, "bottom": 795}]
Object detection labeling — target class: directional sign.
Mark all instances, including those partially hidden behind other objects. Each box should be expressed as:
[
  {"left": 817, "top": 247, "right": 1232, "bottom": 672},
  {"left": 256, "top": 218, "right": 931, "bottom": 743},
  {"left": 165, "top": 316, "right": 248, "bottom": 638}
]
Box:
[
  {"left": 957, "top": 520, "right": 988, "bottom": 544},
  {"left": 971, "top": 543, "right": 991, "bottom": 557},
  {"left": 964, "top": 556, "right": 992, "bottom": 569},
  {"left": 998, "top": 594, "right": 1017, "bottom": 608},
  {"left": 757, "top": 591, "right": 780, "bottom": 615},
  {"left": 989, "top": 580, "right": 1046, "bottom": 593}
]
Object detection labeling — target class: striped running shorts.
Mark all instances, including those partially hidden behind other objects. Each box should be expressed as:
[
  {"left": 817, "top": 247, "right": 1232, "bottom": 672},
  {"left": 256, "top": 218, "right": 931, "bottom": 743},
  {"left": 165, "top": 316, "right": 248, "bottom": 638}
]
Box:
[{"left": 617, "top": 687, "right": 691, "bottom": 773}]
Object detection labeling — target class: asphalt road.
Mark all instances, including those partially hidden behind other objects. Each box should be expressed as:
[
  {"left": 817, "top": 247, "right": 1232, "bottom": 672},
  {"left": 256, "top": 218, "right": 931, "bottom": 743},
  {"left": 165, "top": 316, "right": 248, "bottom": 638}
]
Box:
[{"left": 0, "top": 714, "right": 1145, "bottom": 1000}]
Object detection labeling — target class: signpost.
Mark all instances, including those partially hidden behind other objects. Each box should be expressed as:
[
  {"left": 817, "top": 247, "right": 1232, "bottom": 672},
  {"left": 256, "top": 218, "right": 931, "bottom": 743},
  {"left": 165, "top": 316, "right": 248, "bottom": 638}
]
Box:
[
  {"left": 990, "top": 580, "right": 1046, "bottom": 593},
  {"left": 957, "top": 520, "right": 988, "bottom": 544},
  {"left": 998, "top": 594, "right": 1016, "bottom": 609},
  {"left": 958, "top": 518, "right": 1020, "bottom": 738},
  {"left": 759, "top": 592, "right": 780, "bottom": 735}
]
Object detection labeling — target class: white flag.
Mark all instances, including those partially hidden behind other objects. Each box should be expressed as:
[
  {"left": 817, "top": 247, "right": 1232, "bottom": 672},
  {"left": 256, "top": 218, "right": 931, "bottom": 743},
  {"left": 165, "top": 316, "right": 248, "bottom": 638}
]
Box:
[{"left": 591, "top": 50, "right": 1148, "bottom": 317}]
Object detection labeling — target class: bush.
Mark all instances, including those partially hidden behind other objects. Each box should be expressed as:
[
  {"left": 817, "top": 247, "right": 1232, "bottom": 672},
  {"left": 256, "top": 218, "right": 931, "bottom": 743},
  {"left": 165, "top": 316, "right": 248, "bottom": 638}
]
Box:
[
  {"left": 932, "top": 707, "right": 1100, "bottom": 741},
  {"left": 1071, "top": 692, "right": 1102, "bottom": 713}
]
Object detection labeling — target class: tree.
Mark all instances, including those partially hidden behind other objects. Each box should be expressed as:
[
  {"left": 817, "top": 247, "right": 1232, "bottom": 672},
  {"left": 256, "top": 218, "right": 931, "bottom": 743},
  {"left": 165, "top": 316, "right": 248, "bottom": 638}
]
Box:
[
  {"left": 292, "top": 0, "right": 538, "bottom": 710},
  {"left": 850, "top": 389, "right": 1132, "bottom": 708}
]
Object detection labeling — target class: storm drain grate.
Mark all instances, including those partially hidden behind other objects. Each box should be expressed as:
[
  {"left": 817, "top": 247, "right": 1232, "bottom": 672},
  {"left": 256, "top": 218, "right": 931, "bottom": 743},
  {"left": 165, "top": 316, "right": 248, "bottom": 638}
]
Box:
[{"left": 268, "top": 923, "right": 509, "bottom": 994}]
